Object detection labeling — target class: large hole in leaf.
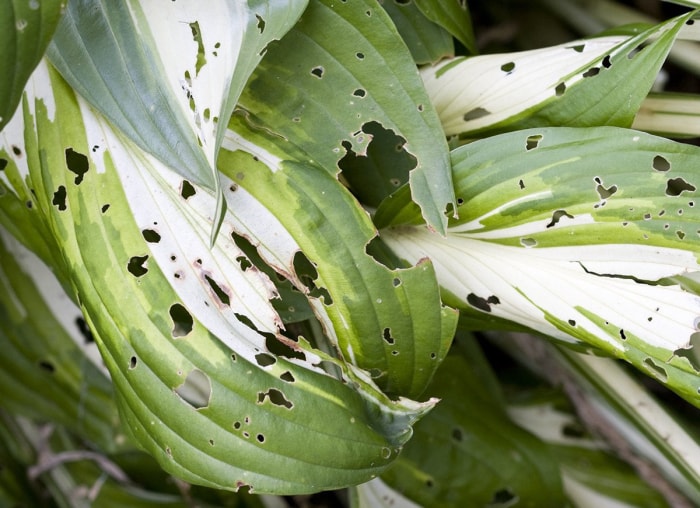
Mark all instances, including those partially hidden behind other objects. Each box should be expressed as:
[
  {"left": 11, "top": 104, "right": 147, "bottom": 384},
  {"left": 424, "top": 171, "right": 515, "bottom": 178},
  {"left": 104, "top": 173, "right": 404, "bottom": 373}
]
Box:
[
  {"left": 142, "top": 229, "right": 161, "bottom": 243},
  {"left": 127, "top": 255, "right": 149, "bottom": 277},
  {"left": 546, "top": 210, "right": 574, "bottom": 228},
  {"left": 594, "top": 177, "right": 617, "bottom": 199},
  {"left": 169, "top": 303, "right": 193, "bottom": 337},
  {"left": 338, "top": 121, "right": 416, "bottom": 208},
  {"left": 204, "top": 274, "right": 231, "bottom": 306},
  {"left": 52, "top": 186, "right": 67, "bottom": 211},
  {"left": 257, "top": 388, "right": 293, "bottom": 409},
  {"left": 175, "top": 369, "right": 211, "bottom": 409},
  {"left": 666, "top": 177, "right": 696, "bottom": 197},
  {"left": 65, "top": 147, "right": 89, "bottom": 185},
  {"left": 293, "top": 251, "right": 332, "bottom": 304}
]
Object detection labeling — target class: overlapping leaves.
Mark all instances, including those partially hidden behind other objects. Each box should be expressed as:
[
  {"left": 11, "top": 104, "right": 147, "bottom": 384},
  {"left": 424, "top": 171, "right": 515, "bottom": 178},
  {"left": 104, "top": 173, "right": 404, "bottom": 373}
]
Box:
[{"left": 381, "top": 126, "right": 700, "bottom": 406}]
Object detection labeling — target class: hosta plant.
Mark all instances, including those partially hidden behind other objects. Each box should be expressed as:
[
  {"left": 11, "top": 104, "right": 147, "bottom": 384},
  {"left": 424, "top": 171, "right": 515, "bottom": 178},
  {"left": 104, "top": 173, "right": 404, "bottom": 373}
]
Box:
[{"left": 2, "top": 0, "right": 700, "bottom": 506}]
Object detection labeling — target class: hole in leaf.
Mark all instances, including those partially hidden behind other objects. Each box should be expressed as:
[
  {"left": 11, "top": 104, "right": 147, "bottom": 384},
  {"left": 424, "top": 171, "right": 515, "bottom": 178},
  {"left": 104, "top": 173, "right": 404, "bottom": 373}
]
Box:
[
  {"left": 602, "top": 55, "right": 612, "bottom": 68},
  {"left": 169, "top": 303, "right": 194, "bottom": 337},
  {"left": 520, "top": 237, "right": 537, "bottom": 247},
  {"left": 293, "top": 251, "right": 333, "bottom": 304},
  {"left": 653, "top": 155, "right": 671, "bottom": 172},
  {"left": 546, "top": 210, "right": 574, "bottom": 228},
  {"left": 352, "top": 88, "right": 366, "bottom": 97},
  {"left": 129, "top": 356, "right": 137, "bottom": 369},
  {"left": 339, "top": 121, "right": 416, "bottom": 208},
  {"left": 383, "top": 327, "right": 395, "bottom": 345},
  {"left": 127, "top": 255, "right": 149, "bottom": 277},
  {"left": 562, "top": 421, "right": 586, "bottom": 438},
  {"left": 188, "top": 22, "right": 207, "bottom": 75},
  {"left": 280, "top": 371, "right": 295, "bottom": 383},
  {"left": 568, "top": 319, "right": 576, "bottom": 326},
  {"left": 0, "top": 158, "right": 7, "bottom": 170},
  {"left": 11, "top": 145, "right": 22, "bottom": 156},
  {"left": 619, "top": 329, "right": 627, "bottom": 340},
  {"left": 142, "top": 229, "right": 161, "bottom": 243},
  {"left": 452, "top": 428, "right": 463, "bottom": 442},
  {"left": 255, "top": 353, "right": 276, "bottom": 367},
  {"left": 466, "top": 293, "right": 500, "bottom": 313},
  {"left": 666, "top": 177, "right": 696, "bottom": 196},
  {"left": 180, "top": 180, "right": 196, "bottom": 199},
  {"left": 569, "top": 44, "right": 585, "bottom": 52},
  {"left": 101, "top": 204, "right": 110, "bottom": 213},
  {"left": 204, "top": 275, "right": 231, "bottom": 306},
  {"left": 257, "top": 388, "right": 293, "bottom": 409},
  {"left": 255, "top": 14, "right": 265, "bottom": 33},
  {"left": 490, "top": 488, "right": 517, "bottom": 504},
  {"left": 555, "top": 82, "right": 566, "bottom": 96},
  {"left": 500, "top": 61, "right": 515, "bottom": 72},
  {"left": 76, "top": 317, "right": 94, "bottom": 343},
  {"left": 463, "top": 107, "right": 490, "bottom": 121},
  {"left": 643, "top": 358, "right": 668, "bottom": 381},
  {"left": 311, "top": 66, "right": 324, "bottom": 78},
  {"left": 52, "top": 186, "right": 67, "bottom": 211},
  {"left": 65, "top": 148, "right": 89, "bottom": 185},
  {"left": 38, "top": 360, "right": 55, "bottom": 373},
  {"left": 526, "top": 134, "right": 542, "bottom": 151},
  {"left": 175, "top": 369, "right": 212, "bottom": 409},
  {"left": 256, "top": 434, "right": 265, "bottom": 443},
  {"left": 594, "top": 177, "right": 617, "bottom": 199},
  {"left": 356, "top": 52, "right": 365, "bottom": 59},
  {"left": 582, "top": 67, "right": 600, "bottom": 78}
]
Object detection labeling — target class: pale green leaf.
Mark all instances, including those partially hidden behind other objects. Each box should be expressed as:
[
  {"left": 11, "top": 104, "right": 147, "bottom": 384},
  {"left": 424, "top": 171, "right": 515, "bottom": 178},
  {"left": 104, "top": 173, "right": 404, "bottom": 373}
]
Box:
[
  {"left": 237, "top": 0, "right": 455, "bottom": 234},
  {"left": 422, "top": 13, "right": 692, "bottom": 137},
  {"left": 413, "top": 0, "right": 476, "bottom": 54},
  {"left": 382, "top": 126, "right": 700, "bottom": 406},
  {"left": 0, "top": 0, "right": 65, "bottom": 131},
  {"left": 380, "top": 0, "right": 454, "bottom": 65},
  {"left": 0, "top": 59, "right": 435, "bottom": 494}
]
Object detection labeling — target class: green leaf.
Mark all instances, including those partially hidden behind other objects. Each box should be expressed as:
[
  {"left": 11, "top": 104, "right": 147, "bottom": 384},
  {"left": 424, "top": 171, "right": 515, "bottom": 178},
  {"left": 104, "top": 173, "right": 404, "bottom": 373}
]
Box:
[
  {"left": 0, "top": 230, "right": 123, "bottom": 452},
  {"left": 380, "top": 0, "right": 454, "bottom": 65},
  {"left": 237, "top": 0, "right": 455, "bottom": 234},
  {"left": 381, "top": 126, "right": 700, "bottom": 406},
  {"left": 47, "top": 0, "right": 307, "bottom": 244},
  {"left": 413, "top": 0, "right": 476, "bottom": 54},
  {"left": 0, "top": 0, "right": 65, "bottom": 132},
  {"left": 0, "top": 59, "right": 435, "bottom": 494},
  {"left": 509, "top": 394, "right": 676, "bottom": 507},
  {"left": 218, "top": 138, "right": 458, "bottom": 400},
  {"left": 421, "top": 13, "right": 693, "bottom": 137},
  {"left": 378, "top": 336, "right": 566, "bottom": 507}
]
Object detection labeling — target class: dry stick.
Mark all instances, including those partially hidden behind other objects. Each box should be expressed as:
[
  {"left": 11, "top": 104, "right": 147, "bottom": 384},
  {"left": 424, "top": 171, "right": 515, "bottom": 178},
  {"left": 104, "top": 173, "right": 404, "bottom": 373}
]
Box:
[{"left": 503, "top": 332, "right": 693, "bottom": 508}]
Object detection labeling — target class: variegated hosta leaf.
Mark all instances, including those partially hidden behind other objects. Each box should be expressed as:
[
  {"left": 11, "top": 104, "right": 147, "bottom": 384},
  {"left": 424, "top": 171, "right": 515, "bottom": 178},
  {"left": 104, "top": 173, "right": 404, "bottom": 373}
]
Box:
[
  {"left": 0, "top": 229, "right": 122, "bottom": 452},
  {"left": 378, "top": 337, "right": 566, "bottom": 507},
  {"left": 237, "top": 0, "right": 455, "bottom": 234},
  {"left": 47, "top": 0, "right": 308, "bottom": 243},
  {"left": 0, "top": 0, "right": 65, "bottom": 132},
  {"left": 0, "top": 60, "right": 436, "bottom": 494},
  {"left": 218, "top": 129, "right": 458, "bottom": 400},
  {"left": 421, "top": 12, "right": 693, "bottom": 138},
  {"left": 381, "top": 127, "right": 700, "bottom": 406},
  {"left": 508, "top": 390, "right": 680, "bottom": 507}
]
